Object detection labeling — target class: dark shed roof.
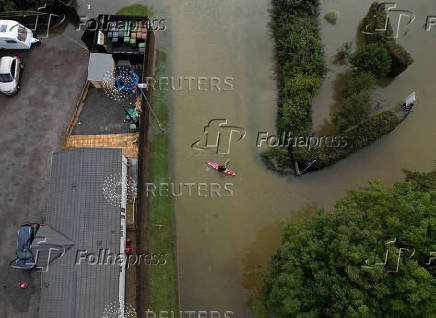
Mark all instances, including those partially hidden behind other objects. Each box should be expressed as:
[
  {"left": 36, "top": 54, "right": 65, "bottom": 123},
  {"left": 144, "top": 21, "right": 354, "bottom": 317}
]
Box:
[{"left": 39, "top": 148, "right": 123, "bottom": 318}]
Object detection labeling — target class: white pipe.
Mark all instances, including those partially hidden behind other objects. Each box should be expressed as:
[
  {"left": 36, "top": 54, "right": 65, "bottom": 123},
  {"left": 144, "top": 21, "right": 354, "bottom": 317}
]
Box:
[{"left": 119, "top": 156, "right": 128, "bottom": 317}]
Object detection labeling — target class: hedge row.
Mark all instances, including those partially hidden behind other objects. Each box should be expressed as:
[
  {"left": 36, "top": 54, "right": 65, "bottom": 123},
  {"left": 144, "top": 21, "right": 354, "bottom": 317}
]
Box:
[
  {"left": 271, "top": 0, "right": 325, "bottom": 137},
  {"left": 294, "top": 111, "right": 400, "bottom": 169}
]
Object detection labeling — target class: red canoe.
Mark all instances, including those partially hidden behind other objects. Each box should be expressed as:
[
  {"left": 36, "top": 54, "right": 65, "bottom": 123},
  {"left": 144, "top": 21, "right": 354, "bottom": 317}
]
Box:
[{"left": 207, "top": 162, "right": 236, "bottom": 176}]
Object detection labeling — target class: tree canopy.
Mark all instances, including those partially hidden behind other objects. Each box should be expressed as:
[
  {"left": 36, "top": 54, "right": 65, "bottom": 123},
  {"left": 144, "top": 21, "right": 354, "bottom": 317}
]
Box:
[{"left": 261, "top": 170, "right": 436, "bottom": 317}]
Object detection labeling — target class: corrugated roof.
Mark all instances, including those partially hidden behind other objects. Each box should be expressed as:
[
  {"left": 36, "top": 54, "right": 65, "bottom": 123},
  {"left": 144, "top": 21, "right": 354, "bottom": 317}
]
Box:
[
  {"left": 87, "top": 53, "right": 114, "bottom": 82},
  {"left": 39, "top": 148, "right": 123, "bottom": 318}
]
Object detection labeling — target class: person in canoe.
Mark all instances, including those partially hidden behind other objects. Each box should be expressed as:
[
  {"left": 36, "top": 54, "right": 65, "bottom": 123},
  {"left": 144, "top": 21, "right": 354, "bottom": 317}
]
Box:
[{"left": 217, "top": 165, "right": 226, "bottom": 172}]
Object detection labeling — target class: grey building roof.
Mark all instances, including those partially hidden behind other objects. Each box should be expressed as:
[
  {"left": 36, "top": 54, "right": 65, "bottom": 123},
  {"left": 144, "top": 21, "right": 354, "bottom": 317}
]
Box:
[
  {"left": 87, "top": 53, "right": 114, "bottom": 82},
  {"left": 39, "top": 148, "right": 123, "bottom": 318}
]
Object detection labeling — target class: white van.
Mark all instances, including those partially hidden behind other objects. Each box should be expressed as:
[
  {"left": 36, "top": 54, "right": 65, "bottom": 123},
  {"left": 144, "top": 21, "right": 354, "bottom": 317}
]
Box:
[{"left": 0, "top": 20, "right": 39, "bottom": 50}]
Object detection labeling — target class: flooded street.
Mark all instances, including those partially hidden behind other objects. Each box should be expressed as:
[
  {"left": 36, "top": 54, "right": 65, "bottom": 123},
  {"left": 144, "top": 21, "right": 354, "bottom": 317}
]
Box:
[{"left": 68, "top": 0, "right": 436, "bottom": 316}]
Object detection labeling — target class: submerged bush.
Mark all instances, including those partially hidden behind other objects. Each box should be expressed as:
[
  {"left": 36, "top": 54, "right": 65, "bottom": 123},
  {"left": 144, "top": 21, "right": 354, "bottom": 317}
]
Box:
[
  {"left": 361, "top": 2, "right": 413, "bottom": 77},
  {"left": 361, "top": 2, "right": 393, "bottom": 44},
  {"left": 342, "top": 72, "right": 376, "bottom": 98},
  {"left": 299, "top": 111, "right": 400, "bottom": 170},
  {"left": 332, "top": 90, "right": 372, "bottom": 131},
  {"left": 350, "top": 43, "right": 392, "bottom": 78},
  {"left": 261, "top": 147, "right": 293, "bottom": 171},
  {"left": 324, "top": 9, "right": 339, "bottom": 24},
  {"left": 386, "top": 41, "right": 414, "bottom": 77},
  {"left": 336, "top": 41, "right": 353, "bottom": 61}
]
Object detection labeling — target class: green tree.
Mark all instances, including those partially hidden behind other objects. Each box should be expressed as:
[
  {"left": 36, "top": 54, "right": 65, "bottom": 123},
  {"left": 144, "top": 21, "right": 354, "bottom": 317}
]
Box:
[
  {"left": 332, "top": 90, "right": 372, "bottom": 131},
  {"left": 350, "top": 43, "right": 392, "bottom": 78},
  {"left": 342, "top": 72, "right": 376, "bottom": 98},
  {"left": 261, "top": 172, "right": 436, "bottom": 317}
]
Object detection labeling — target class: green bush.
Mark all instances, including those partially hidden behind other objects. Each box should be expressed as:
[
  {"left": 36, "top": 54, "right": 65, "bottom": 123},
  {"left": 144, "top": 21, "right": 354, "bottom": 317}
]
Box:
[
  {"left": 324, "top": 9, "right": 339, "bottom": 24},
  {"left": 332, "top": 90, "right": 372, "bottom": 131},
  {"left": 361, "top": 2, "right": 393, "bottom": 44},
  {"left": 404, "top": 168, "right": 436, "bottom": 192},
  {"left": 261, "top": 147, "right": 293, "bottom": 171},
  {"left": 299, "top": 111, "right": 400, "bottom": 170},
  {"left": 337, "top": 41, "right": 353, "bottom": 61},
  {"left": 386, "top": 41, "right": 414, "bottom": 77},
  {"left": 342, "top": 72, "right": 376, "bottom": 98},
  {"left": 360, "top": 2, "right": 413, "bottom": 77},
  {"left": 350, "top": 43, "right": 392, "bottom": 78}
]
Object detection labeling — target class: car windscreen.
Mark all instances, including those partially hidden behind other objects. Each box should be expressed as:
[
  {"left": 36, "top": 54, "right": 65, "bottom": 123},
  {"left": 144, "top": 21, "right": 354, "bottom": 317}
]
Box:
[
  {"left": 18, "top": 26, "right": 27, "bottom": 42},
  {"left": 0, "top": 73, "right": 13, "bottom": 83}
]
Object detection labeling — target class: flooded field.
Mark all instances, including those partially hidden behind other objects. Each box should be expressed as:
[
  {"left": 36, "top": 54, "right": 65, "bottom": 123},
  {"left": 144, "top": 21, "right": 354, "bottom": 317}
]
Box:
[
  {"left": 163, "top": 0, "right": 436, "bottom": 316},
  {"left": 67, "top": 0, "right": 436, "bottom": 316}
]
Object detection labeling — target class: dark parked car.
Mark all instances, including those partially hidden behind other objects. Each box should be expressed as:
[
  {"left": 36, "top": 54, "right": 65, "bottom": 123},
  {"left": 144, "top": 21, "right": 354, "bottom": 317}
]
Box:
[{"left": 11, "top": 223, "right": 39, "bottom": 270}]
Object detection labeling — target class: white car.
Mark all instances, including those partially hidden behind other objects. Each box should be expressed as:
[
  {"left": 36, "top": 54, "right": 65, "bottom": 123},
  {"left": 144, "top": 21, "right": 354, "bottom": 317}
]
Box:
[
  {"left": 0, "top": 56, "right": 23, "bottom": 95},
  {"left": 0, "top": 20, "right": 39, "bottom": 50}
]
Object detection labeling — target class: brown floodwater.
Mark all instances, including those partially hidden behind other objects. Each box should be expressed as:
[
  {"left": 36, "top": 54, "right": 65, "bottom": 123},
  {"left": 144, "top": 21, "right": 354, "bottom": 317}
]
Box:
[
  {"left": 71, "top": 0, "right": 436, "bottom": 316},
  {"left": 158, "top": 0, "right": 436, "bottom": 317}
]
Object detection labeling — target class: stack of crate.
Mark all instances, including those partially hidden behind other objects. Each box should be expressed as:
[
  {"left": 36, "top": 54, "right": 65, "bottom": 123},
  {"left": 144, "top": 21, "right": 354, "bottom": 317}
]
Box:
[
  {"left": 123, "top": 21, "right": 148, "bottom": 52},
  {"left": 106, "top": 20, "right": 148, "bottom": 52}
]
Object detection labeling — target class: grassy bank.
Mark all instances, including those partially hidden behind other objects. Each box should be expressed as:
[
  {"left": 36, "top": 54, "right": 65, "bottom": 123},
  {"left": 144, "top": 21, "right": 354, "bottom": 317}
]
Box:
[
  {"left": 117, "top": 4, "right": 154, "bottom": 17},
  {"left": 147, "top": 51, "right": 179, "bottom": 313},
  {"left": 117, "top": 5, "right": 179, "bottom": 314}
]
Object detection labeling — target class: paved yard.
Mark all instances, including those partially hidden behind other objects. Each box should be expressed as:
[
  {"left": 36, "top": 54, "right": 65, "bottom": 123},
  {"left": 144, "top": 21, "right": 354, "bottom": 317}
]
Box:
[{"left": 0, "top": 35, "right": 88, "bottom": 318}]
